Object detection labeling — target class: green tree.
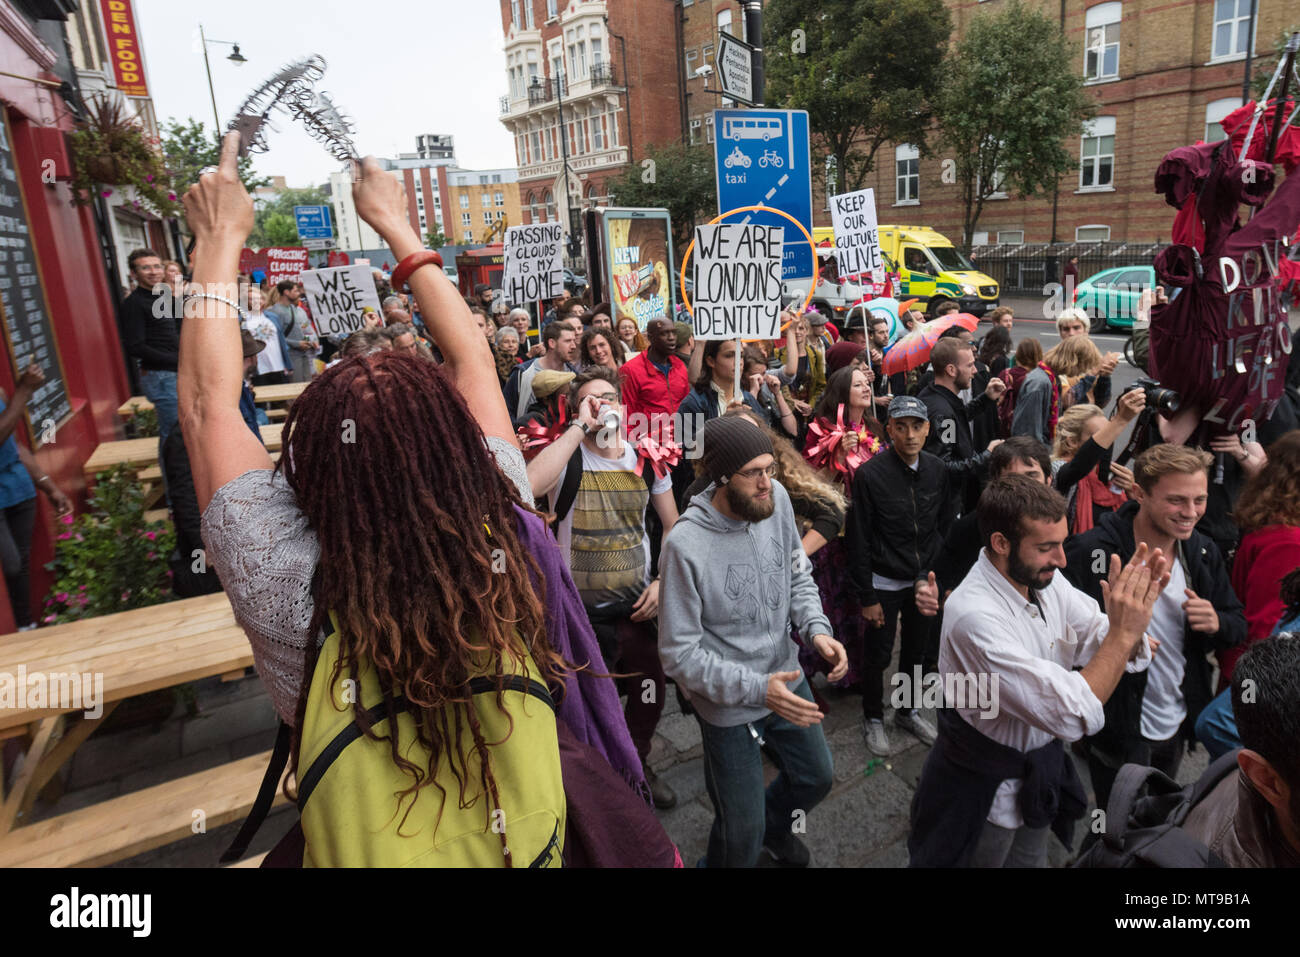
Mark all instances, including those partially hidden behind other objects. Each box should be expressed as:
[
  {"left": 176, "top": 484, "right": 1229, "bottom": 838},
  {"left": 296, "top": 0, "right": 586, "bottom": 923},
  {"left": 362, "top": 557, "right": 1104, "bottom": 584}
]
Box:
[
  {"left": 246, "top": 186, "right": 331, "bottom": 248},
  {"left": 764, "top": 0, "right": 952, "bottom": 195},
  {"left": 425, "top": 227, "right": 449, "bottom": 249},
  {"left": 936, "top": 0, "right": 1095, "bottom": 246},
  {"left": 607, "top": 142, "right": 718, "bottom": 253},
  {"left": 161, "top": 117, "right": 270, "bottom": 196},
  {"left": 1251, "top": 27, "right": 1299, "bottom": 98}
]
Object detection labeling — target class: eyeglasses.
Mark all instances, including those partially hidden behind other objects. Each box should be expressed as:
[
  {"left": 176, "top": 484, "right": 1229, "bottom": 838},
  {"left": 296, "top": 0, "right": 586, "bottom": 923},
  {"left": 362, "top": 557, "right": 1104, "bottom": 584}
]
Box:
[{"left": 733, "top": 464, "right": 777, "bottom": 481}]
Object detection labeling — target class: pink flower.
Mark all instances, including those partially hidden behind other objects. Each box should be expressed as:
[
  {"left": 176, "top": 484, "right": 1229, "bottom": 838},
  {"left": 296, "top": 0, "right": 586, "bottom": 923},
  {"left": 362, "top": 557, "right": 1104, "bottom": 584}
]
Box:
[
  {"left": 78, "top": 584, "right": 86, "bottom": 590},
  {"left": 167, "top": 193, "right": 177, "bottom": 201},
  {"left": 121, "top": 591, "right": 130, "bottom": 601},
  {"left": 77, "top": 595, "right": 88, "bottom": 606},
  {"left": 146, "top": 174, "right": 154, "bottom": 182},
  {"left": 43, "top": 615, "right": 56, "bottom": 624},
  {"left": 55, "top": 592, "right": 68, "bottom": 603},
  {"left": 143, "top": 531, "right": 156, "bottom": 541},
  {"left": 56, "top": 531, "right": 71, "bottom": 540},
  {"left": 60, "top": 514, "right": 73, "bottom": 526},
  {"left": 101, "top": 189, "right": 113, "bottom": 197},
  {"left": 146, "top": 552, "right": 156, "bottom": 561}
]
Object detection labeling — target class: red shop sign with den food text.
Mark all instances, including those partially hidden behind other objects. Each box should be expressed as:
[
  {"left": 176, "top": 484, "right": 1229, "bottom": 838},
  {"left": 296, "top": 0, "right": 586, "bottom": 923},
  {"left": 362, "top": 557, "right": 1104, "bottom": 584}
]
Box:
[{"left": 98, "top": 0, "right": 149, "bottom": 98}]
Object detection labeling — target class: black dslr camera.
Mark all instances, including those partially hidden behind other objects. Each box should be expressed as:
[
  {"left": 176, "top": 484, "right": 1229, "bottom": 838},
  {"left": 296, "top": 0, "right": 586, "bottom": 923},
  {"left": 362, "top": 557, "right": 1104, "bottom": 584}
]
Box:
[{"left": 1124, "top": 377, "right": 1181, "bottom": 416}]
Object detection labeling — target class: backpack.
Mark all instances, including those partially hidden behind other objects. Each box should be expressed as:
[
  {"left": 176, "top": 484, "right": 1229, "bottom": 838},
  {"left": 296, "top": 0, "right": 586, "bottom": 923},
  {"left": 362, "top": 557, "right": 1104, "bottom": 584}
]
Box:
[
  {"left": 1072, "top": 751, "right": 1238, "bottom": 868},
  {"left": 222, "top": 613, "right": 566, "bottom": 868},
  {"left": 549, "top": 446, "right": 658, "bottom": 530}
]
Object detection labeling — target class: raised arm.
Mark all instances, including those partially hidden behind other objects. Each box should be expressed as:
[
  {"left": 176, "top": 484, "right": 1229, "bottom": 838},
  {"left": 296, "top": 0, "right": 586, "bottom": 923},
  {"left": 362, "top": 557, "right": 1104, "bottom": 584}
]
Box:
[
  {"left": 178, "top": 133, "right": 271, "bottom": 510},
  {"left": 0, "top": 365, "right": 41, "bottom": 443},
  {"left": 350, "top": 158, "right": 514, "bottom": 448}
]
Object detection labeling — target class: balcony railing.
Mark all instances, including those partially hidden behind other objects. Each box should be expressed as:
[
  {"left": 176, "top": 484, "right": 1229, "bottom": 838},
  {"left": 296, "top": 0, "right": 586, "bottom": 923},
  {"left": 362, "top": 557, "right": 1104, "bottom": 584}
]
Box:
[
  {"left": 589, "top": 61, "right": 618, "bottom": 87},
  {"left": 500, "top": 95, "right": 510, "bottom": 115}
]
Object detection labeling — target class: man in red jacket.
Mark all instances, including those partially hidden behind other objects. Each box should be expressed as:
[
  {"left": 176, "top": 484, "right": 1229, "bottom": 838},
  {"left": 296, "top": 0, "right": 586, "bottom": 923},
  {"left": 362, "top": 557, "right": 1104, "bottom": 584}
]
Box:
[{"left": 620, "top": 318, "right": 689, "bottom": 445}]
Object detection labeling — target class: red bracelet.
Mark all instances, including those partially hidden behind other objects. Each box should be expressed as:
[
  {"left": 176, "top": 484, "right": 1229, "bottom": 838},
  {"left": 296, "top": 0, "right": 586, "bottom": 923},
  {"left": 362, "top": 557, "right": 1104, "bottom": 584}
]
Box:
[{"left": 390, "top": 250, "right": 444, "bottom": 294}]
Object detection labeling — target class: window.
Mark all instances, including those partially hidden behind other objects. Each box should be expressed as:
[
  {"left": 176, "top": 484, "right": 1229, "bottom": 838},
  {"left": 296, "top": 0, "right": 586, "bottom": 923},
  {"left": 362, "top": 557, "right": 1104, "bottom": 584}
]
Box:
[
  {"left": 484, "top": 212, "right": 493, "bottom": 225},
  {"left": 895, "top": 143, "right": 919, "bottom": 204},
  {"left": 547, "top": 0, "right": 557, "bottom": 18},
  {"left": 971, "top": 231, "right": 990, "bottom": 246},
  {"left": 1076, "top": 224, "right": 1111, "bottom": 242},
  {"left": 495, "top": 191, "right": 504, "bottom": 206},
  {"left": 997, "top": 230, "right": 1025, "bottom": 245},
  {"left": 481, "top": 193, "right": 491, "bottom": 207},
  {"left": 459, "top": 193, "right": 469, "bottom": 209},
  {"left": 689, "top": 118, "right": 702, "bottom": 145},
  {"left": 510, "top": 1, "right": 519, "bottom": 26},
  {"left": 479, "top": 175, "right": 489, "bottom": 185},
  {"left": 591, "top": 37, "right": 603, "bottom": 68},
  {"left": 527, "top": 192, "right": 538, "bottom": 221},
  {"left": 685, "top": 48, "right": 698, "bottom": 76},
  {"left": 702, "top": 43, "right": 714, "bottom": 66},
  {"left": 706, "top": 115, "right": 715, "bottom": 144},
  {"left": 530, "top": 130, "right": 542, "bottom": 163},
  {"left": 461, "top": 212, "right": 472, "bottom": 227},
  {"left": 492, "top": 174, "right": 502, "bottom": 183},
  {"left": 718, "top": 9, "right": 732, "bottom": 37},
  {"left": 1204, "top": 97, "right": 1238, "bottom": 142},
  {"left": 1079, "top": 116, "right": 1115, "bottom": 189},
  {"left": 1084, "top": 3, "right": 1121, "bottom": 81},
  {"left": 1212, "top": 0, "right": 1253, "bottom": 60},
  {"left": 525, "top": 1, "right": 533, "bottom": 29},
  {"left": 434, "top": 195, "right": 440, "bottom": 208}
]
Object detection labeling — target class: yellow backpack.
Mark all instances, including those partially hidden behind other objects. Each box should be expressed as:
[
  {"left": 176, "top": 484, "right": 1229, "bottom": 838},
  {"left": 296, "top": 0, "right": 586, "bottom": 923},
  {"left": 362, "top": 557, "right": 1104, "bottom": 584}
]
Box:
[{"left": 293, "top": 614, "right": 566, "bottom": 867}]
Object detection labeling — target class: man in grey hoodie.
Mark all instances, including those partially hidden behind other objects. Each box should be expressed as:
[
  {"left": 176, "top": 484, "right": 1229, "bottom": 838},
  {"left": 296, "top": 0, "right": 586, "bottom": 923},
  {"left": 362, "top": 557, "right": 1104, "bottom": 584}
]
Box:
[{"left": 659, "top": 416, "right": 848, "bottom": 867}]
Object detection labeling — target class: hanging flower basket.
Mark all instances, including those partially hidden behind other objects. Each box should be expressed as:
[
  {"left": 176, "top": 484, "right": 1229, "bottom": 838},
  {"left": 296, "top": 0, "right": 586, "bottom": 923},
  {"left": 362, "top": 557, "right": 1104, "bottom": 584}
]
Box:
[{"left": 67, "top": 95, "right": 182, "bottom": 217}]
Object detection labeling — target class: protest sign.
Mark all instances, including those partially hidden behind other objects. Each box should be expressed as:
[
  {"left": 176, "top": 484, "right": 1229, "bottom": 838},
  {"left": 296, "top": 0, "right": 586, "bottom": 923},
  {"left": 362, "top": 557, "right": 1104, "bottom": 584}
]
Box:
[
  {"left": 265, "top": 246, "right": 310, "bottom": 285},
  {"left": 829, "top": 188, "right": 884, "bottom": 283},
  {"left": 501, "top": 223, "right": 564, "bottom": 306},
  {"left": 298, "top": 264, "right": 381, "bottom": 338},
  {"left": 690, "top": 223, "right": 784, "bottom": 341}
]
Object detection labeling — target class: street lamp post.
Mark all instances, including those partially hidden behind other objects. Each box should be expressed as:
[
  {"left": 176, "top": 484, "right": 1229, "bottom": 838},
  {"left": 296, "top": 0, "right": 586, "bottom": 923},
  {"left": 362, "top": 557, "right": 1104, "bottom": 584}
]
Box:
[{"left": 199, "top": 24, "right": 247, "bottom": 135}]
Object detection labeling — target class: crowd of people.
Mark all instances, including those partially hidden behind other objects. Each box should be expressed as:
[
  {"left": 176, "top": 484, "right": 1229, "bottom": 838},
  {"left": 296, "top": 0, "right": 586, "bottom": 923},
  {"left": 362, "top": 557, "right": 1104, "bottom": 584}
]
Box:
[{"left": 114, "top": 132, "right": 1300, "bottom": 870}]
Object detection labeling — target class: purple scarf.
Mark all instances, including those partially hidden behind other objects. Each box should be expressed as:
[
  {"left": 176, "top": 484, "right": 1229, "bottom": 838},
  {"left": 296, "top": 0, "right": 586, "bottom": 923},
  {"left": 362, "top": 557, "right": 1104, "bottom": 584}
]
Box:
[{"left": 513, "top": 507, "right": 648, "bottom": 798}]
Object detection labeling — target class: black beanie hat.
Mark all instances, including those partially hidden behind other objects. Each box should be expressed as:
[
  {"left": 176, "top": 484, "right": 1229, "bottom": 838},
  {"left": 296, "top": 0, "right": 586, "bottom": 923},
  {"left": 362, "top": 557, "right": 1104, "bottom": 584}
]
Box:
[{"left": 702, "top": 416, "right": 774, "bottom": 484}]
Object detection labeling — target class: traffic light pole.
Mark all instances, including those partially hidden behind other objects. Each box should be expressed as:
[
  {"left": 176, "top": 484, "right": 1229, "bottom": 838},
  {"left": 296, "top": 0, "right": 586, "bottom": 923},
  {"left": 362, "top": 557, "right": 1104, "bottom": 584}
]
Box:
[{"left": 744, "top": 2, "right": 764, "bottom": 106}]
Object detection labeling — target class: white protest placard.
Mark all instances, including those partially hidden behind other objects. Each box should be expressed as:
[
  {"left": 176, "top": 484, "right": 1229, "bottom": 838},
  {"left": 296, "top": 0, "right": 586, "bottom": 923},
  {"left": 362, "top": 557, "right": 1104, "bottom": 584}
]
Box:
[
  {"left": 501, "top": 223, "right": 565, "bottom": 306},
  {"left": 298, "top": 264, "right": 382, "bottom": 338},
  {"left": 830, "top": 187, "right": 885, "bottom": 284},
  {"left": 690, "top": 223, "right": 785, "bottom": 340}
]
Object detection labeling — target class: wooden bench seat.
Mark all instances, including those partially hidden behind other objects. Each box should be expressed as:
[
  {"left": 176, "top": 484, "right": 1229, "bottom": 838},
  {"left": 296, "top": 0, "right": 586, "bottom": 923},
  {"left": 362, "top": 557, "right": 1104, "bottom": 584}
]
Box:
[{"left": 0, "top": 750, "right": 285, "bottom": 868}]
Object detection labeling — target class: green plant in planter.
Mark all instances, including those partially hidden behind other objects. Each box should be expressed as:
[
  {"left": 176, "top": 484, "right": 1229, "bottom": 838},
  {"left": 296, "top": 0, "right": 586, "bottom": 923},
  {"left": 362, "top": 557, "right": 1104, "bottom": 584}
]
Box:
[
  {"left": 68, "top": 96, "right": 182, "bottom": 217},
  {"left": 41, "top": 464, "right": 176, "bottom": 624},
  {"left": 123, "top": 403, "right": 158, "bottom": 439}
]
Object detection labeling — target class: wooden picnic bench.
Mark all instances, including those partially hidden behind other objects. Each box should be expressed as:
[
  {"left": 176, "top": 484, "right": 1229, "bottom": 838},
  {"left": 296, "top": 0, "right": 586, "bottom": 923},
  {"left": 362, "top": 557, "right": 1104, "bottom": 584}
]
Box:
[
  {"left": 117, "top": 381, "right": 307, "bottom": 419},
  {"left": 0, "top": 593, "right": 284, "bottom": 867},
  {"left": 84, "top": 424, "right": 283, "bottom": 475}
]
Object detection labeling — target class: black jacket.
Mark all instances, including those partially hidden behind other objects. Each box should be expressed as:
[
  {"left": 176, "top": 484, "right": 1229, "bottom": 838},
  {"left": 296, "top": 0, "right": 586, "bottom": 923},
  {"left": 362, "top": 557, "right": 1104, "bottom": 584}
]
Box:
[
  {"left": 918, "top": 382, "right": 993, "bottom": 516},
  {"left": 846, "top": 447, "right": 953, "bottom": 605},
  {"left": 120, "top": 286, "right": 179, "bottom": 372},
  {"left": 934, "top": 511, "right": 981, "bottom": 596},
  {"left": 1062, "top": 501, "right": 1246, "bottom": 752}
]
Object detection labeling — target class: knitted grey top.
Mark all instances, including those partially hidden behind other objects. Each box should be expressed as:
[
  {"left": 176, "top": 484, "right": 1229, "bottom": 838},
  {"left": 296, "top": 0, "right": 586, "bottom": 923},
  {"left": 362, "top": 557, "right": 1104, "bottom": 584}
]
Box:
[{"left": 200, "top": 436, "right": 533, "bottom": 725}]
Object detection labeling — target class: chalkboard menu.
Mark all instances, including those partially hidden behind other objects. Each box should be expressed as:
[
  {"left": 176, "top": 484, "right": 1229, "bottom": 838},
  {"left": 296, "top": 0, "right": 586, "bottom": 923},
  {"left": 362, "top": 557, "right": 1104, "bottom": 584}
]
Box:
[{"left": 0, "top": 111, "right": 71, "bottom": 444}]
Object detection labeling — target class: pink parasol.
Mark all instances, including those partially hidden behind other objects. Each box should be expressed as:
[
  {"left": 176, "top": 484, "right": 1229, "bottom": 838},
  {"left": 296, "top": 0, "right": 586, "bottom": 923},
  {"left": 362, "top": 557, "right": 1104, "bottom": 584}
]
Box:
[{"left": 881, "top": 313, "right": 980, "bottom": 377}]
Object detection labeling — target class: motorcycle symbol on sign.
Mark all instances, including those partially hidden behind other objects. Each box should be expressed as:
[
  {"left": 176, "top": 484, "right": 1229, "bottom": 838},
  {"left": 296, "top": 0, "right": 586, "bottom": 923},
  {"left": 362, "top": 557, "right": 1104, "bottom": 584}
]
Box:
[
  {"left": 724, "top": 145, "right": 751, "bottom": 169},
  {"left": 758, "top": 149, "right": 784, "bottom": 169}
]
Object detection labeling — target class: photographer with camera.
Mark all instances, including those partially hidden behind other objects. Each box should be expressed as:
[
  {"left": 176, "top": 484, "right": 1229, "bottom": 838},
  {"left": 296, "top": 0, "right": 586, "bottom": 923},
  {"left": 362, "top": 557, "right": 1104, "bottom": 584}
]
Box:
[
  {"left": 525, "top": 367, "right": 681, "bottom": 809},
  {"left": 1064, "top": 445, "right": 1246, "bottom": 813}
]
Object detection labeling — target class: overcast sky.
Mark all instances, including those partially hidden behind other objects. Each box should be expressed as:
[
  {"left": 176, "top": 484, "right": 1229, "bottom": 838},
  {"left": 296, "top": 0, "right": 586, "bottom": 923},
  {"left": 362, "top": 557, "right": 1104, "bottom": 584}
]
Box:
[{"left": 134, "top": 0, "right": 517, "bottom": 188}]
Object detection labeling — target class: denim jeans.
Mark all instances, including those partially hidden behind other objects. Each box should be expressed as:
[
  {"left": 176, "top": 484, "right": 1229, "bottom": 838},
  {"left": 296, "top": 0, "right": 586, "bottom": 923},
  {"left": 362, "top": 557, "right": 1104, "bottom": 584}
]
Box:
[
  {"left": 1194, "top": 688, "right": 1240, "bottom": 760},
  {"left": 139, "top": 368, "right": 179, "bottom": 447},
  {"left": 696, "top": 677, "right": 834, "bottom": 867}
]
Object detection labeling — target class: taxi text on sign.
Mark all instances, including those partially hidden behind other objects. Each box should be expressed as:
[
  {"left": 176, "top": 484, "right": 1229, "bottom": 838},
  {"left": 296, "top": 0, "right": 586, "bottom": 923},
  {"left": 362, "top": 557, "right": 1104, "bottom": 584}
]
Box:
[{"left": 98, "top": 0, "right": 149, "bottom": 98}]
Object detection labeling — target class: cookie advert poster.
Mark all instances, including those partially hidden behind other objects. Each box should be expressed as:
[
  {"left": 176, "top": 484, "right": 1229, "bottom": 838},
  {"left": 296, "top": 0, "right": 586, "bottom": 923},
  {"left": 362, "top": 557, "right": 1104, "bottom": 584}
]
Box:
[{"left": 602, "top": 209, "right": 676, "bottom": 330}]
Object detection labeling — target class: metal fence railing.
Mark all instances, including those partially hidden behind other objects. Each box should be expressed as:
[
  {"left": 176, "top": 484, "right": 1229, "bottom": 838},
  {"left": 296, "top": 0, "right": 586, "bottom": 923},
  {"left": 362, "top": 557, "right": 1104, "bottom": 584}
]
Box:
[{"left": 967, "top": 241, "right": 1169, "bottom": 295}]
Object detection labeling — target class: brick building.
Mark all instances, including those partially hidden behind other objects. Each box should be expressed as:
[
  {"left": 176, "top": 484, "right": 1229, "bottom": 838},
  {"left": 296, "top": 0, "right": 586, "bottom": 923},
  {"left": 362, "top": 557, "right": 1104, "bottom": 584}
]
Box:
[
  {"left": 681, "top": 1, "right": 747, "bottom": 148},
  {"left": 845, "top": 0, "right": 1295, "bottom": 247},
  {"left": 329, "top": 135, "right": 521, "bottom": 254},
  {"left": 497, "top": 0, "right": 684, "bottom": 243}
]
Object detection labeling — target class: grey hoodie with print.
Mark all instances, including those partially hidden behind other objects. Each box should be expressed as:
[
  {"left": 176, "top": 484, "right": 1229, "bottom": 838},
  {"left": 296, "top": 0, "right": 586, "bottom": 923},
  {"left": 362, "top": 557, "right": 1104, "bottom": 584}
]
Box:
[{"left": 658, "top": 479, "right": 832, "bottom": 728}]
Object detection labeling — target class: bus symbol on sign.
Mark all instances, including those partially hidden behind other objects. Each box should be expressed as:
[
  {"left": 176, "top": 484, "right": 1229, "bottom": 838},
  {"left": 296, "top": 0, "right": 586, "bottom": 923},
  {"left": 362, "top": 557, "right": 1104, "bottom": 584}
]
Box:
[{"left": 723, "top": 116, "right": 783, "bottom": 142}]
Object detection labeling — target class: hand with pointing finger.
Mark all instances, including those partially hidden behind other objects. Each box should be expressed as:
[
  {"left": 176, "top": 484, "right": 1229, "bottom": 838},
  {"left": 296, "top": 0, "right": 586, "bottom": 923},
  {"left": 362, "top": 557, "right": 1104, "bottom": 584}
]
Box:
[
  {"left": 914, "top": 571, "right": 940, "bottom": 617},
  {"left": 182, "top": 131, "right": 254, "bottom": 250},
  {"left": 1182, "top": 588, "right": 1220, "bottom": 634}
]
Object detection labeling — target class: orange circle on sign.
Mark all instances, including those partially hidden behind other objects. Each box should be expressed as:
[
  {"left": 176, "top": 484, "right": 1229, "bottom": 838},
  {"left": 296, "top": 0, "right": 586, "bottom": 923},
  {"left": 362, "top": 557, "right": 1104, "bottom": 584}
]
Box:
[{"left": 678, "top": 205, "right": 820, "bottom": 321}]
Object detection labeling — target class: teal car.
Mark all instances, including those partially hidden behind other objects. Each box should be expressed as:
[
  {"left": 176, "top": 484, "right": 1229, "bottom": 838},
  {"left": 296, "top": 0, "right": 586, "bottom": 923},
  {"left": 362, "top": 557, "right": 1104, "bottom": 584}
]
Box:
[{"left": 1072, "top": 265, "right": 1155, "bottom": 332}]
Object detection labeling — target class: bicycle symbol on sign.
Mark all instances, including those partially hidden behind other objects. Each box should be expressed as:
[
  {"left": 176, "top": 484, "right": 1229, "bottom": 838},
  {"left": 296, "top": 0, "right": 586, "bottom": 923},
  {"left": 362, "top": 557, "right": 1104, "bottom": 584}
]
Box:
[{"left": 757, "top": 149, "right": 784, "bottom": 169}]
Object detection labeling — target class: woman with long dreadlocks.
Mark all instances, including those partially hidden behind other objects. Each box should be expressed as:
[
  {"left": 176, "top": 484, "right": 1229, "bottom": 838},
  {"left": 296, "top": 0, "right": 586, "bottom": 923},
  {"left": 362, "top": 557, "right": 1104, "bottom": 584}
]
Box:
[{"left": 179, "top": 134, "right": 666, "bottom": 867}]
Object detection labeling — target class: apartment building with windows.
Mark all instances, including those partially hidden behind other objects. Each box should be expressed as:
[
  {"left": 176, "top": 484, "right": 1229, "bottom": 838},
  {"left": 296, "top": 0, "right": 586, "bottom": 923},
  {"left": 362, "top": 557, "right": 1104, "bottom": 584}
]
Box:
[{"left": 841, "top": 0, "right": 1293, "bottom": 246}]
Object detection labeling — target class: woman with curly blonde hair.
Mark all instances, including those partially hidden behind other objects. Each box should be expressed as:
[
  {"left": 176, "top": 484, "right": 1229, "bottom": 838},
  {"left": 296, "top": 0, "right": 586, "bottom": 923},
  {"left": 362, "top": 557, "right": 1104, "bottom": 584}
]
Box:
[
  {"left": 1010, "top": 333, "right": 1101, "bottom": 443},
  {"left": 1221, "top": 430, "right": 1300, "bottom": 684}
]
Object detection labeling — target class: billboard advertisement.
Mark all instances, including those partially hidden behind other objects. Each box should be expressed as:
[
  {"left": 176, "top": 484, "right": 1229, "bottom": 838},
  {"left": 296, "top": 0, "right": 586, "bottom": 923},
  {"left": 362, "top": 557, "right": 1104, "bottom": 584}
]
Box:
[{"left": 602, "top": 209, "right": 676, "bottom": 330}]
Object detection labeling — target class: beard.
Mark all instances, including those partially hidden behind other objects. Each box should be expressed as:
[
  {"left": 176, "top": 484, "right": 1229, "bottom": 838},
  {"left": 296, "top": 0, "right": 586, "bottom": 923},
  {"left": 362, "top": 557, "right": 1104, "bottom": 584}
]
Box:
[
  {"left": 1007, "top": 546, "right": 1056, "bottom": 591},
  {"left": 724, "top": 481, "right": 776, "bottom": 523}
]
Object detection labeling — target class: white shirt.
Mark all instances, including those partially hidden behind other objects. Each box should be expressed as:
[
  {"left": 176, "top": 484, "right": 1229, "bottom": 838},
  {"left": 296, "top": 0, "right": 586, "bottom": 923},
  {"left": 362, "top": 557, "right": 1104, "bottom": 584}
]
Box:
[
  {"left": 939, "top": 550, "right": 1153, "bottom": 828},
  {"left": 1140, "top": 558, "right": 1188, "bottom": 741},
  {"left": 244, "top": 314, "right": 287, "bottom": 375}
]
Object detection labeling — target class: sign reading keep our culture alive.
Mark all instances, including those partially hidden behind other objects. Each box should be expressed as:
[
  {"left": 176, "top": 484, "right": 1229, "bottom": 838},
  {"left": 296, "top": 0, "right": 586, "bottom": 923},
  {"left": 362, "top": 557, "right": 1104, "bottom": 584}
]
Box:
[
  {"left": 691, "top": 223, "right": 784, "bottom": 340},
  {"left": 830, "top": 187, "right": 885, "bottom": 284},
  {"left": 299, "top": 264, "right": 381, "bottom": 338},
  {"left": 501, "top": 223, "right": 564, "bottom": 305},
  {"left": 98, "top": 0, "right": 150, "bottom": 98}
]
